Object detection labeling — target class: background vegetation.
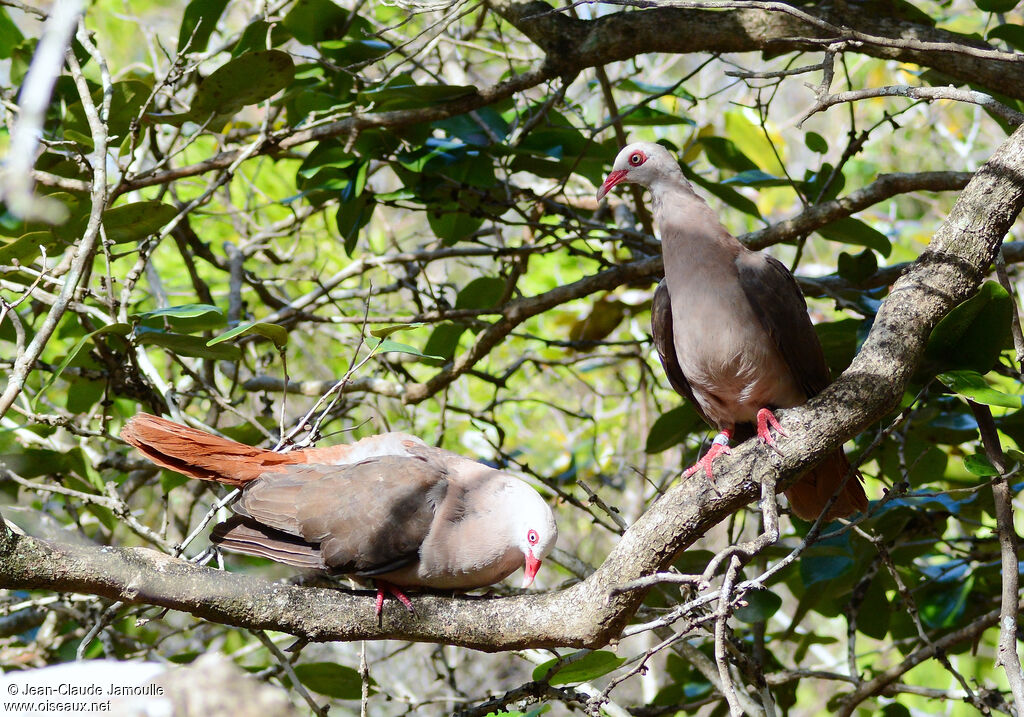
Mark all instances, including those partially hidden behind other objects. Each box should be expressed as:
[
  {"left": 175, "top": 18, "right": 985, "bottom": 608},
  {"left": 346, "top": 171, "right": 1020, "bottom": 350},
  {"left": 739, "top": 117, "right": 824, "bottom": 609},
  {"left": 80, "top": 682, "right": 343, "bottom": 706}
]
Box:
[{"left": 1, "top": 0, "right": 1024, "bottom": 715}]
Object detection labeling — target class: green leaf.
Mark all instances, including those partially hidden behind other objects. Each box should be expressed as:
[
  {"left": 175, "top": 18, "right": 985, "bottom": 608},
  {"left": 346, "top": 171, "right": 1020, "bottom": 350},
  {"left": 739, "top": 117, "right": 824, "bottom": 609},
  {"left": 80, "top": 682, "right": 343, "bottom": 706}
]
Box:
[
  {"left": 298, "top": 145, "right": 357, "bottom": 177},
  {"left": 0, "top": 8, "right": 25, "bottom": 59},
  {"left": 685, "top": 167, "right": 762, "bottom": 219},
  {"left": 698, "top": 136, "right": 758, "bottom": 173},
  {"left": 64, "top": 80, "right": 151, "bottom": 148},
  {"left": 963, "top": 453, "right": 1000, "bottom": 477},
  {"left": 422, "top": 323, "right": 466, "bottom": 364},
  {"left": 0, "top": 231, "right": 65, "bottom": 265},
  {"left": 920, "top": 573, "right": 973, "bottom": 628},
  {"left": 369, "top": 323, "right": 425, "bottom": 338},
  {"left": 136, "top": 328, "right": 241, "bottom": 360},
  {"left": 178, "top": 0, "right": 229, "bottom": 53},
  {"left": 367, "top": 337, "right": 443, "bottom": 360},
  {"left": 805, "top": 132, "right": 828, "bottom": 153},
  {"left": 208, "top": 321, "right": 288, "bottom": 349},
  {"left": 975, "top": 0, "right": 1018, "bottom": 11},
  {"left": 434, "top": 106, "right": 510, "bottom": 146},
  {"left": 337, "top": 191, "right": 375, "bottom": 256},
  {"left": 283, "top": 0, "right": 353, "bottom": 44},
  {"left": 799, "top": 545, "right": 855, "bottom": 587},
  {"left": 734, "top": 588, "right": 782, "bottom": 623},
  {"left": 725, "top": 110, "right": 784, "bottom": 174},
  {"left": 291, "top": 662, "right": 368, "bottom": 700},
  {"left": 139, "top": 304, "right": 221, "bottom": 319},
  {"left": 135, "top": 304, "right": 226, "bottom": 333},
  {"left": 815, "top": 217, "right": 891, "bottom": 257},
  {"left": 320, "top": 39, "right": 392, "bottom": 65},
  {"left": 801, "top": 164, "right": 846, "bottom": 202},
  {"left": 988, "top": 23, "right": 1024, "bottom": 51},
  {"left": 185, "top": 50, "right": 294, "bottom": 124},
  {"left": 33, "top": 323, "right": 131, "bottom": 408},
  {"left": 924, "top": 281, "right": 1012, "bottom": 375},
  {"left": 618, "top": 105, "right": 695, "bottom": 126},
  {"left": 836, "top": 249, "right": 878, "bottom": 284},
  {"left": 428, "top": 206, "right": 484, "bottom": 245},
  {"left": 103, "top": 201, "right": 178, "bottom": 243},
  {"left": 455, "top": 277, "right": 505, "bottom": 310},
  {"left": 815, "top": 319, "right": 862, "bottom": 377},
  {"left": 722, "top": 170, "right": 790, "bottom": 187},
  {"left": 856, "top": 575, "right": 892, "bottom": 639},
  {"left": 161, "top": 470, "right": 190, "bottom": 493},
  {"left": 938, "top": 371, "right": 1023, "bottom": 409},
  {"left": 360, "top": 74, "right": 476, "bottom": 112},
  {"left": 645, "top": 404, "right": 704, "bottom": 453},
  {"left": 532, "top": 650, "right": 625, "bottom": 685}
]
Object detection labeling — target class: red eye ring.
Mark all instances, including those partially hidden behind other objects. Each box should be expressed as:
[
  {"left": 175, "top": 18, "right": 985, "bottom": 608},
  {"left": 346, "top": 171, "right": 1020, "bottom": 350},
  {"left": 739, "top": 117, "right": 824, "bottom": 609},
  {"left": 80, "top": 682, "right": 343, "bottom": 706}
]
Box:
[
  {"left": 629, "top": 152, "right": 644, "bottom": 166},
  {"left": 527, "top": 529, "right": 539, "bottom": 545}
]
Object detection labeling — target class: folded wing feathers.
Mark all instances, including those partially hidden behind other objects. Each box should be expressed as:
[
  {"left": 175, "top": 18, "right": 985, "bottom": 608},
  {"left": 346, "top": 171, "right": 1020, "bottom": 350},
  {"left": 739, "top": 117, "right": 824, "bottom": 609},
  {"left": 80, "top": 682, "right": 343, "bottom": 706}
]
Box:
[{"left": 210, "top": 516, "right": 326, "bottom": 570}]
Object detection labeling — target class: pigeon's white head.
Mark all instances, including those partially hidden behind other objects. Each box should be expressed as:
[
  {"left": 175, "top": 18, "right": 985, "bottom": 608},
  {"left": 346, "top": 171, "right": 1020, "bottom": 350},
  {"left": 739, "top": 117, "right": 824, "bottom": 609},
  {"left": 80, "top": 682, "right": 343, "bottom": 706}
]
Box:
[
  {"left": 597, "top": 141, "right": 681, "bottom": 200},
  {"left": 508, "top": 480, "right": 558, "bottom": 588}
]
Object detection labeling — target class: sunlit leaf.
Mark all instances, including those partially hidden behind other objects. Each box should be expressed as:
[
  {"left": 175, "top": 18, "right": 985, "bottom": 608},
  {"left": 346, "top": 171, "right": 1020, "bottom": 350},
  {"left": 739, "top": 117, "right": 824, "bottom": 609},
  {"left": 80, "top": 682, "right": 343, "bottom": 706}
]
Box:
[
  {"left": 207, "top": 322, "right": 288, "bottom": 349},
  {"left": 368, "top": 337, "right": 443, "bottom": 360},
  {"left": 815, "top": 217, "right": 891, "bottom": 257},
  {"left": 938, "top": 371, "right": 1023, "bottom": 409},
  {"left": 369, "top": 323, "right": 426, "bottom": 338},
  {"left": 135, "top": 304, "right": 226, "bottom": 334},
  {"left": 963, "top": 453, "right": 1000, "bottom": 476},
  {"left": 532, "top": 650, "right": 625, "bottom": 685}
]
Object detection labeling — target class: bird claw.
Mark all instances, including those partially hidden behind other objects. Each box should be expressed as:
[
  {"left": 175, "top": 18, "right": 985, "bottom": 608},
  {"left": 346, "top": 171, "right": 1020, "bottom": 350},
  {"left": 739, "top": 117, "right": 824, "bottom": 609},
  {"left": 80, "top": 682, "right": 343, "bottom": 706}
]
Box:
[
  {"left": 683, "top": 432, "right": 733, "bottom": 486},
  {"left": 756, "top": 408, "right": 787, "bottom": 455},
  {"left": 375, "top": 581, "right": 415, "bottom": 623}
]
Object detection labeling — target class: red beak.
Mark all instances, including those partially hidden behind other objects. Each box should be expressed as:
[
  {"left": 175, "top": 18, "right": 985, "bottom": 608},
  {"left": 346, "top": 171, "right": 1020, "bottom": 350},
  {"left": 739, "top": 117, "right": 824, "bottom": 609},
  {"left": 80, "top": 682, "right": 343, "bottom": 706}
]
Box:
[
  {"left": 597, "top": 169, "right": 628, "bottom": 201},
  {"left": 521, "top": 549, "right": 541, "bottom": 588}
]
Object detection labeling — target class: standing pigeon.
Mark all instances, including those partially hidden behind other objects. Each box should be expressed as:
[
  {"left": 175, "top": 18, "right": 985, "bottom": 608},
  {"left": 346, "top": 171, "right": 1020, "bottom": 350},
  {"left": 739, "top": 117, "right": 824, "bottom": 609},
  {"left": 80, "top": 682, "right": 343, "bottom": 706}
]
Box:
[
  {"left": 598, "top": 142, "right": 867, "bottom": 521},
  {"left": 122, "top": 413, "right": 557, "bottom": 613}
]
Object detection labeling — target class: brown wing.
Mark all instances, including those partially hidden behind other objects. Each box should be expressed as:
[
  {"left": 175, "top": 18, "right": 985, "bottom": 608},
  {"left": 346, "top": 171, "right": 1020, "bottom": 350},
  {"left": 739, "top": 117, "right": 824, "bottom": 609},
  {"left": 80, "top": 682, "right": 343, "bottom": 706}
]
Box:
[
  {"left": 230, "top": 455, "right": 448, "bottom": 576},
  {"left": 210, "top": 516, "right": 326, "bottom": 570},
  {"left": 651, "top": 279, "right": 713, "bottom": 427},
  {"left": 735, "top": 252, "right": 830, "bottom": 398}
]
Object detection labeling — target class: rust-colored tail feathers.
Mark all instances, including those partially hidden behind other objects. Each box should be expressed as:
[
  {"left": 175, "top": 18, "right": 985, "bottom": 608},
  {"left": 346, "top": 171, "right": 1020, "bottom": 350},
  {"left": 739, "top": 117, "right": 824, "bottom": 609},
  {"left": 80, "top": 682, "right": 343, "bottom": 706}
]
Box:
[
  {"left": 121, "top": 413, "right": 321, "bottom": 485},
  {"left": 784, "top": 449, "right": 868, "bottom": 522}
]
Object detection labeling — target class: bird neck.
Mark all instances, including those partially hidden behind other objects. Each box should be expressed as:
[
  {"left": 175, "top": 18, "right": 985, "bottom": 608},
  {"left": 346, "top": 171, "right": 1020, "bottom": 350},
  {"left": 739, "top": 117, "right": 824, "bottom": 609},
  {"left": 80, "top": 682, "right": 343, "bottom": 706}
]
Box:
[{"left": 653, "top": 181, "right": 744, "bottom": 272}]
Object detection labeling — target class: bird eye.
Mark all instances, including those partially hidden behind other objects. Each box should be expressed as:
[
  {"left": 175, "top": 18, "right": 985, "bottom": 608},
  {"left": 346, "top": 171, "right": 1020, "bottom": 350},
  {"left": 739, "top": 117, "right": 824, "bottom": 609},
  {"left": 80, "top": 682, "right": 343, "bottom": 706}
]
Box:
[
  {"left": 527, "top": 529, "right": 538, "bottom": 544},
  {"left": 630, "top": 152, "right": 644, "bottom": 166}
]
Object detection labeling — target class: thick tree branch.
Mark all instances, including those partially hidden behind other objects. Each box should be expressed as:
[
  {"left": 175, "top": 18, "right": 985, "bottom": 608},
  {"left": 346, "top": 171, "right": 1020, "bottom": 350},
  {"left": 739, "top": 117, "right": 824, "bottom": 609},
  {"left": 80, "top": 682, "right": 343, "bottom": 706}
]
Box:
[
  {"left": 2, "top": 124, "right": 1022, "bottom": 649},
  {"left": 489, "top": 1, "right": 1024, "bottom": 101}
]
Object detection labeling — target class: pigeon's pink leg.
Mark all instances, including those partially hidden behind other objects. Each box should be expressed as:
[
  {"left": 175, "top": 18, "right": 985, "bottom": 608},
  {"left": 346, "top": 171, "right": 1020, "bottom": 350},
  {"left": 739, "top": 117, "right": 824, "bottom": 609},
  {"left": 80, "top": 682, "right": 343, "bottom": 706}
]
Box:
[
  {"left": 756, "top": 408, "right": 788, "bottom": 446},
  {"left": 374, "top": 581, "right": 415, "bottom": 618},
  {"left": 683, "top": 430, "right": 733, "bottom": 481}
]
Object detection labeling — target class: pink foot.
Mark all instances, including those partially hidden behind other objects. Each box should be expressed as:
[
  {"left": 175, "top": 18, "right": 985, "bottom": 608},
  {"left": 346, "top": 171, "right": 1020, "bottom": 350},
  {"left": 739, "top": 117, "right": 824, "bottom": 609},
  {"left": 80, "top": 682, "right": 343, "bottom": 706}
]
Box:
[
  {"left": 375, "top": 581, "right": 415, "bottom": 619},
  {"left": 683, "top": 430, "right": 733, "bottom": 481},
  {"left": 756, "top": 408, "right": 787, "bottom": 448}
]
